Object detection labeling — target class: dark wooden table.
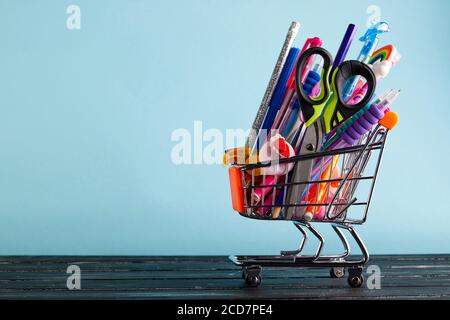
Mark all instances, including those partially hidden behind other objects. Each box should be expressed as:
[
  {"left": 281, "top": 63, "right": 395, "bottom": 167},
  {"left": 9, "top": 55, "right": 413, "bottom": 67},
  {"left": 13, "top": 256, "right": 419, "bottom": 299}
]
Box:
[{"left": 0, "top": 255, "right": 449, "bottom": 300}]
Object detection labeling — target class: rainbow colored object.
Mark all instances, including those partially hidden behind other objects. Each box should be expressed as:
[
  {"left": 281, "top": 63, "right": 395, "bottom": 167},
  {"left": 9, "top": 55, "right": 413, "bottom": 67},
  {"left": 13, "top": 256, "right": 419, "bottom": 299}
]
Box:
[
  {"left": 347, "top": 45, "right": 401, "bottom": 104},
  {"left": 368, "top": 44, "right": 399, "bottom": 64}
]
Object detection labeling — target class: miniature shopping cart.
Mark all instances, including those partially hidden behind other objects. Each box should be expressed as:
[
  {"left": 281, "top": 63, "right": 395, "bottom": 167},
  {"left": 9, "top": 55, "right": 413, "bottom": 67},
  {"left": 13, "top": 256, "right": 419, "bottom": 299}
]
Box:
[{"left": 227, "top": 124, "right": 393, "bottom": 288}]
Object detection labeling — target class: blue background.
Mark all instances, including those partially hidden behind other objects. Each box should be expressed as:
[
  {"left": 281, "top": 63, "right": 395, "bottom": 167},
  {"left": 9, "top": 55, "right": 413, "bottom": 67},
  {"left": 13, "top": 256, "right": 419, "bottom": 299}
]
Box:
[{"left": 0, "top": 0, "right": 449, "bottom": 255}]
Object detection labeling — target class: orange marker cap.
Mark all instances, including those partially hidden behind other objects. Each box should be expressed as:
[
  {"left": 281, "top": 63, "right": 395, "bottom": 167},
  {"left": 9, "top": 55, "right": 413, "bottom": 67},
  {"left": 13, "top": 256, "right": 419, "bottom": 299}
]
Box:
[{"left": 379, "top": 111, "right": 398, "bottom": 130}]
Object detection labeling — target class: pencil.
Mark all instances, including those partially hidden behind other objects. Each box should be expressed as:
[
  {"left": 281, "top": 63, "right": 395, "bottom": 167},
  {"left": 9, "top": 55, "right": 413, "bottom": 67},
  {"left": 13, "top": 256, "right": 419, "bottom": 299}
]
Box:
[{"left": 246, "top": 21, "right": 301, "bottom": 149}]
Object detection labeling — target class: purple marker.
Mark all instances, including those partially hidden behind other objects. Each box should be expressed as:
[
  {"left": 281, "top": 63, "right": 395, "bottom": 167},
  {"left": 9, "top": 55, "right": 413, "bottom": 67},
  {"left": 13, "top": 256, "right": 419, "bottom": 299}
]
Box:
[{"left": 330, "top": 24, "right": 357, "bottom": 82}]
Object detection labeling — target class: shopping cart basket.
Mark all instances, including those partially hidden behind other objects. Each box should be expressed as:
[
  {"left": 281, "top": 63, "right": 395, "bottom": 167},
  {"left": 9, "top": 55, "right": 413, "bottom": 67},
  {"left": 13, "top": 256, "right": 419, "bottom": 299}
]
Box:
[{"left": 227, "top": 124, "right": 392, "bottom": 288}]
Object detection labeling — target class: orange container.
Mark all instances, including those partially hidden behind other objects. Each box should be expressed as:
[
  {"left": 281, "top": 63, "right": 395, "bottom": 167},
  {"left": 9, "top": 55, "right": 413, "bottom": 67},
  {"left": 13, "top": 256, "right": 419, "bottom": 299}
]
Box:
[{"left": 228, "top": 167, "right": 245, "bottom": 213}]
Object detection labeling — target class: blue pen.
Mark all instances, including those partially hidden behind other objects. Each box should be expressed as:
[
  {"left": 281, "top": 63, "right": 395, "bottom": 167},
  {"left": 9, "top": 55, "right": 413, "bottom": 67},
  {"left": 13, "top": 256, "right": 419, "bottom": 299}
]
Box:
[
  {"left": 253, "top": 47, "right": 301, "bottom": 152},
  {"left": 342, "top": 22, "right": 389, "bottom": 101},
  {"left": 282, "top": 100, "right": 300, "bottom": 137}
]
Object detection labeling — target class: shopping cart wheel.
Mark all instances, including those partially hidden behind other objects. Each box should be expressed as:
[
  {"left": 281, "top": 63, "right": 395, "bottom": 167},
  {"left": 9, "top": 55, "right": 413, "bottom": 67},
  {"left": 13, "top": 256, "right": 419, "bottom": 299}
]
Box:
[
  {"left": 347, "top": 268, "right": 364, "bottom": 288},
  {"left": 245, "top": 274, "right": 262, "bottom": 287},
  {"left": 330, "top": 267, "right": 345, "bottom": 278},
  {"left": 242, "top": 266, "right": 262, "bottom": 287},
  {"left": 348, "top": 275, "right": 364, "bottom": 288}
]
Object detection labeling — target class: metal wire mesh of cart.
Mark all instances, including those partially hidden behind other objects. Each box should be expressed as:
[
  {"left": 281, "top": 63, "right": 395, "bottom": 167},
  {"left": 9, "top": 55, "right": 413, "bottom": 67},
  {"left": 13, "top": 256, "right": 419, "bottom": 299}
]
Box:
[{"left": 228, "top": 125, "right": 389, "bottom": 225}]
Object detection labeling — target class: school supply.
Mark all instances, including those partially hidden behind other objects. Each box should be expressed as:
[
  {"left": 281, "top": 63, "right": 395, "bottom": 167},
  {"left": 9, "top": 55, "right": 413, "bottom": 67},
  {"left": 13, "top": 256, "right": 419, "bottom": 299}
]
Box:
[
  {"left": 252, "top": 175, "right": 279, "bottom": 206},
  {"left": 308, "top": 89, "right": 400, "bottom": 181},
  {"left": 247, "top": 22, "right": 301, "bottom": 150},
  {"left": 347, "top": 45, "right": 401, "bottom": 105},
  {"left": 303, "top": 157, "right": 340, "bottom": 221},
  {"left": 299, "top": 37, "right": 323, "bottom": 84},
  {"left": 223, "top": 147, "right": 253, "bottom": 166},
  {"left": 271, "top": 37, "right": 323, "bottom": 134},
  {"left": 225, "top": 21, "right": 401, "bottom": 288},
  {"left": 224, "top": 133, "right": 296, "bottom": 177},
  {"left": 285, "top": 46, "right": 377, "bottom": 219},
  {"left": 342, "top": 22, "right": 389, "bottom": 102},
  {"left": 379, "top": 110, "right": 399, "bottom": 129},
  {"left": 369, "top": 44, "right": 401, "bottom": 65},
  {"left": 322, "top": 89, "right": 401, "bottom": 151},
  {"left": 248, "top": 135, "right": 297, "bottom": 216},
  {"left": 356, "top": 21, "right": 390, "bottom": 63},
  {"left": 330, "top": 24, "right": 357, "bottom": 81},
  {"left": 278, "top": 37, "right": 323, "bottom": 144},
  {"left": 257, "top": 134, "right": 296, "bottom": 176},
  {"left": 253, "top": 47, "right": 301, "bottom": 152}
]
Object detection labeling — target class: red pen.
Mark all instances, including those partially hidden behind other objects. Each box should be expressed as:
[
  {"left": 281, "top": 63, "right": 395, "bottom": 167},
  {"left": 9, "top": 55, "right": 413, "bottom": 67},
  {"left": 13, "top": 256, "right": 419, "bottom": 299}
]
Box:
[{"left": 272, "top": 37, "right": 323, "bottom": 132}]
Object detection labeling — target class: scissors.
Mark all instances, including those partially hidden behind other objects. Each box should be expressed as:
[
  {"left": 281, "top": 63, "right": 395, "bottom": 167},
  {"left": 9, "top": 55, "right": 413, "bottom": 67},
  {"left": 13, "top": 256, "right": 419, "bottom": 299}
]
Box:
[{"left": 284, "top": 46, "right": 376, "bottom": 220}]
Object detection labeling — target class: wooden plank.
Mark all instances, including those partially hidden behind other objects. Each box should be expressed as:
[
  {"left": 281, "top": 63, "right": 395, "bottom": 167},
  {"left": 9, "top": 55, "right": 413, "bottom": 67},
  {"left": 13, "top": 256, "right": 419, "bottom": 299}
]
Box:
[
  {"left": 0, "top": 255, "right": 448, "bottom": 272},
  {"left": 1, "top": 276, "right": 450, "bottom": 291},
  {"left": 1, "top": 267, "right": 449, "bottom": 281},
  {"left": 0, "top": 255, "right": 449, "bottom": 300}
]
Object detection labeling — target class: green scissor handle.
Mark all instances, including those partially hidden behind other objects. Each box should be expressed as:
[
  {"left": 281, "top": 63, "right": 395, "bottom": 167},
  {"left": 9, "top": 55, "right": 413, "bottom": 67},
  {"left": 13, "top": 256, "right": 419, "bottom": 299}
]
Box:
[
  {"left": 295, "top": 46, "right": 377, "bottom": 133},
  {"left": 322, "top": 60, "right": 377, "bottom": 133},
  {"left": 294, "top": 47, "right": 333, "bottom": 128}
]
